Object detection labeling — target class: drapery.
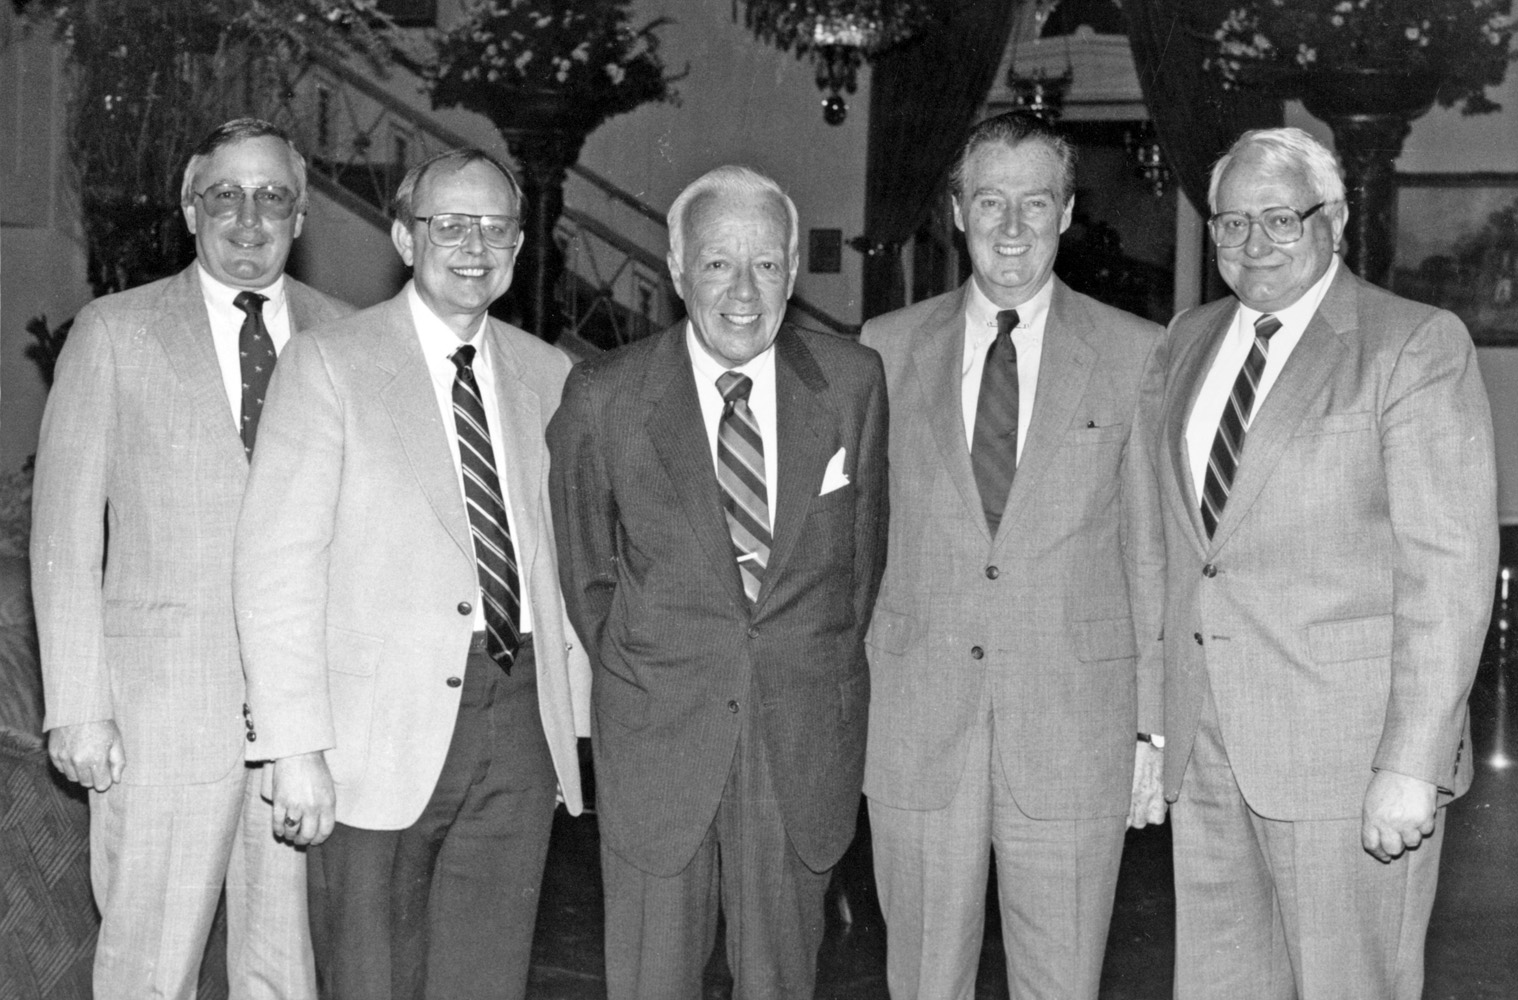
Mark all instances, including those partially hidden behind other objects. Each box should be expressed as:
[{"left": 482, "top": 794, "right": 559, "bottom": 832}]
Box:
[{"left": 858, "top": 0, "right": 1019, "bottom": 321}]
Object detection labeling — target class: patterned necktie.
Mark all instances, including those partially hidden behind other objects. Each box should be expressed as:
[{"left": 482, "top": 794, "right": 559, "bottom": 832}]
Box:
[
  {"left": 450, "top": 345, "right": 521, "bottom": 671},
  {"left": 234, "top": 291, "right": 274, "bottom": 458},
  {"left": 716, "top": 371, "right": 771, "bottom": 603},
  {"left": 1200, "top": 313, "right": 1283, "bottom": 538},
  {"left": 971, "top": 308, "right": 1020, "bottom": 536}
]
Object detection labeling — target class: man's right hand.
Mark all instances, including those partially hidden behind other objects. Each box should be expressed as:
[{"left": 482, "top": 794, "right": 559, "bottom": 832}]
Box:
[
  {"left": 48, "top": 720, "right": 126, "bottom": 791},
  {"left": 271, "top": 751, "right": 337, "bottom": 847}
]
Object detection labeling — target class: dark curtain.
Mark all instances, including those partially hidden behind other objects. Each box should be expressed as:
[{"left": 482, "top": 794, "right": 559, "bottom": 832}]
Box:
[
  {"left": 858, "top": 0, "right": 1019, "bottom": 321},
  {"left": 1124, "top": 0, "right": 1283, "bottom": 300}
]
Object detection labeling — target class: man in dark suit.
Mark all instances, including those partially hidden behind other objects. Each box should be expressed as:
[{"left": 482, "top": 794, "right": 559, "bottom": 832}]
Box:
[
  {"left": 549, "top": 164, "right": 888, "bottom": 1000},
  {"left": 1152, "top": 127, "right": 1497, "bottom": 1000},
  {"left": 234, "top": 148, "right": 589, "bottom": 1000},
  {"left": 860, "top": 110, "right": 1166, "bottom": 1000},
  {"left": 32, "top": 118, "right": 350, "bottom": 999}
]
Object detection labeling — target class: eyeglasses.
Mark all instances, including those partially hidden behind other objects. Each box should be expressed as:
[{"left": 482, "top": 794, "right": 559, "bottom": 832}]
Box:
[
  {"left": 193, "top": 184, "right": 300, "bottom": 221},
  {"left": 415, "top": 214, "right": 522, "bottom": 249},
  {"left": 1208, "top": 202, "right": 1327, "bottom": 248}
]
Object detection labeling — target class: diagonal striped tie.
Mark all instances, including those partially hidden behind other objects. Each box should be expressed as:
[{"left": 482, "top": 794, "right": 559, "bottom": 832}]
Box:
[
  {"left": 716, "top": 371, "right": 771, "bottom": 603},
  {"left": 971, "top": 308, "right": 1020, "bottom": 536},
  {"left": 450, "top": 345, "right": 521, "bottom": 671},
  {"left": 1200, "top": 313, "right": 1282, "bottom": 538},
  {"left": 234, "top": 291, "right": 275, "bottom": 458}
]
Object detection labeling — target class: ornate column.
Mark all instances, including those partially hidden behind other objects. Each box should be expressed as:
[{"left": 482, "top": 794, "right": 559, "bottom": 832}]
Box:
[{"left": 1294, "top": 69, "right": 1439, "bottom": 288}]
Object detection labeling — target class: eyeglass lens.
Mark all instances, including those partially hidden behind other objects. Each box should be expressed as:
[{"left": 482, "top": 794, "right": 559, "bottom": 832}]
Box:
[
  {"left": 196, "top": 184, "right": 298, "bottom": 220},
  {"left": 427, "top": 214, "right": 520, "bottom": 249},
  {"left": 1210, "top": 205, "right": 1320, "bottom": 248}
]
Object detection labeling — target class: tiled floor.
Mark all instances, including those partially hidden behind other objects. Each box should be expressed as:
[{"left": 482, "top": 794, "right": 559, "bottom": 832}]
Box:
[{"left": 527, "top": 566, "right": 1518, "bottom": 999}]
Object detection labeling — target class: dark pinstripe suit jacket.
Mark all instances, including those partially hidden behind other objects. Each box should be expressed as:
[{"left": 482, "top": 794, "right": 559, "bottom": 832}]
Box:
[{"left": 548, "top": 322, "right": 888, "bottom": 876}]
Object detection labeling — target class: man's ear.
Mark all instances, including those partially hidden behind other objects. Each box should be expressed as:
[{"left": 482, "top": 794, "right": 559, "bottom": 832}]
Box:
[
  {"left": 666, "top": 251, "right": 686, "bottom": 303},
  {"left": 392, "top": 219, "right": 415, "bottom": 266}
]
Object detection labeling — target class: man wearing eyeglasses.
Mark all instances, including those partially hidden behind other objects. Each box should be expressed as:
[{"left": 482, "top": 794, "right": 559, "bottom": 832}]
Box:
[
  {"left": 31, "top": 118, "right": 350, "bottom": 999},
  {"left": 1151, "top": 126, "right": 1497, "bottom": 1000},
  {"left": 233, "top": 147, "right": 588, "bottom": 1000}
]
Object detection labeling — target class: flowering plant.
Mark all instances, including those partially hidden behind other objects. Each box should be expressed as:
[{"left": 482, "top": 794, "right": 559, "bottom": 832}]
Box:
[
  {"left": 424, "top": 0, "right": 682, "bottom": 132},
  {"left": 1209, "top": 0, "right": 1516, "bottom": 114}
]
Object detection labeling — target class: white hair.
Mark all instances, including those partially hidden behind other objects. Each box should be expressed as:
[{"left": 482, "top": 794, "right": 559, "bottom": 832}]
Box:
[
  {"left": 1208, "top": 127, "right": 1347, "bottom": 213},
  {"left": 666, "top": 165, "right": 800, "bottom": 265}
]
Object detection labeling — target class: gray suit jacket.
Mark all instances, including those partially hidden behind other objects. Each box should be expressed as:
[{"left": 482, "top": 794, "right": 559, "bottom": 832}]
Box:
[
  {"left": 1154, "top": 264, "right": 1498, "bottom": 818},
  {"left": 32, "top": 264, "right": 351, "bottom": 784},
  {"left": 234, "top": 289, "right": 590, "bottom": 829},
  {"left": 861, "top": 278, "right": 1164, "bottom": 819}
]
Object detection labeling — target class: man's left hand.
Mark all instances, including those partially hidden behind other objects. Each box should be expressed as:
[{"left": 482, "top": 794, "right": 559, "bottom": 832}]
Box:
[
  {"left": 1361, "top": 769, "right": 1437, "bottom": 863},
  {"left": 1128, "top": 742, "right": 1166, "bottom": 829}
]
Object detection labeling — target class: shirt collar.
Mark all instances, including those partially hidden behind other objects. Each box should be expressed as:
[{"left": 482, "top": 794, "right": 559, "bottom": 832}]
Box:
[
  {"left": 965, "top": 274, "right": 1054, "bottom": 342},
  {"left": 685, "top": 321, "right": 777, "bottom": 388},
  {"left": 408, "top": 281, "right": 485, "bottom": 367},
  {"left": 197, "top": 265, "right": 287, "bottom": 317}
]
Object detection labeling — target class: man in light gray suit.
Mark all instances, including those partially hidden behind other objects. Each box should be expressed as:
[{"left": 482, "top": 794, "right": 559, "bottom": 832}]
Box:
[
  {"left": 31, "top": 118, "right": 349, "bottom": 999},
  {"left": 1152, "top": 127, "right": 1497, "bottom": 1000},
  {"left": 860, "top": 111, "right": 1166, "bottom": 1000}
]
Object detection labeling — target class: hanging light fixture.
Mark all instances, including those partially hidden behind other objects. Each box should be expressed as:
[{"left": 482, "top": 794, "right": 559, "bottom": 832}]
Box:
[
  {"left": 736, "top": 1, "right": 938, "bottom": 125},
  {"left": 1006, "top": 65, "right": 1073, "bottom": 122},
  {"left": 1124, "top": 120, "right": 1171, "bottom": 197}
]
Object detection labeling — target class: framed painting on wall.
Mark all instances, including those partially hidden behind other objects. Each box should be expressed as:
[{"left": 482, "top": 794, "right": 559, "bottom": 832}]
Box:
[{"left": 1391, "top": 172, "right": 1518, "bottom": 346}]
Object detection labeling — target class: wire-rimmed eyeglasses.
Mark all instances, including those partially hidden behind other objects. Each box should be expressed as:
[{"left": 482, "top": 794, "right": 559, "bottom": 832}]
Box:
[
  {"left": 414, "top": 214, "right": 522, "bottom": 249},
  {"left": 1208, "top": 202, "right": 1328, "bottom": 249},
  {"left": 193, "top": 184, "right": 300, "bottom": 221}
]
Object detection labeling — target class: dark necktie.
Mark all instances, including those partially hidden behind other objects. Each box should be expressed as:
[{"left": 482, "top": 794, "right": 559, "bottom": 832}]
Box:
[
  {"left": 1200, "top": 313, "right": 1282, "bottom": 538},
  {"left": 716, "top": 371, "right": 771, "bottom": 603},
  {"left": 971, "top": 308, "right": 1020, "bottom": 536},
  {"left": 234, "top": 291, "right": 274, "bottom": 458},
  {"left": 450, "top": 345, "right": 522, "bottom": 671}
]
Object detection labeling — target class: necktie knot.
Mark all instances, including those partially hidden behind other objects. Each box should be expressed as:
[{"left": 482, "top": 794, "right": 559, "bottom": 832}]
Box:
[
  {"left": 1254, "top": 313, "right": 1282, "bottom": 341},
  {"left": 451, "top": 344, "right": 478, "bottom": 380},
  {"left": 717, "top": 371, "right": 753, "bottom": 405},
  {"left": 996, "top": 309, "right": 1020, "bottom": 342},
  {"left": 234, "top": 291, "right": 267, "bottom": 320}
]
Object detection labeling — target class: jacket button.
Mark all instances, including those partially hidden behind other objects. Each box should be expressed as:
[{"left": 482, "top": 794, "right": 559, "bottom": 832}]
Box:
[
  {"left": 970, "top": 646, "right": 984, "bottom": 660},
  {"left": 1194, "top": 632, "right": 1203, "bottom": 645},
  {"left": 1202, "top": 563, "right": 1217, "bottom": 578},
  {"left": 457, "top": 602, "right": 472, "bottom": 616},
  {"left": 447, "top": 676, "right": 463, "bottom": 688},
  {"left": 985, "top": 566, "right": 999, "bottom": 580},
  {"left": 747, "top": 627, "right": 759, "bottom": 639},
  {"left": 728, "top": 699, "right": 740, "bottom": 713},
  {"left": 245, "top": 732, "right": 256, "bottom": 742}
]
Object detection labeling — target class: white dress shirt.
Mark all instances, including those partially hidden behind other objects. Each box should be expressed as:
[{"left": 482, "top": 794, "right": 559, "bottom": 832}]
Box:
[
  {"left": 197, "top": 266, "right": 293, "bottom": 429},
  {"left": 686, "top": 323, "right": 779, "bottom": 533},
  {"left": 407, "top": 282, "right": 533, "bottom": 634},
  {"left": 960, "top": 275, "right": 1053, "bottom": 460},
  {"left": 1185, "top": 256, "right": 1340, "bottom": 504}
]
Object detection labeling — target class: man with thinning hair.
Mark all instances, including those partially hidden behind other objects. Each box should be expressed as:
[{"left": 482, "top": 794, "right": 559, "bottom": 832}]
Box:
[
  {"left": 235, "top": 147, "right": 589, "bottom": 1000},
  {"left": 549, "top": 164, "right": 888, "bottom": 999},
  {"left": 1152, "top": 126, "right": 1497, "bottom": 999},
  {"left": 33, "top": 117, "right": 350, "bottom": 999}
]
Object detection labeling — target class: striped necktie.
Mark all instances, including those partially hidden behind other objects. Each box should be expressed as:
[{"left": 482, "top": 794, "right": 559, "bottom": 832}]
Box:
[
  {"left": 716, "top": 371, "right": 771, "bottom": 603},
  {"left": 234, "top": 291, "right": 274, "bottom": 458},
  {"left": 1200, "top": 313, "right": 1282, "bottom": 538},
  {"left": 450, "top": 345, "right": 521, "bottom": 671},
  {"left": 971, "top": 308, "right": 1020, "bottom": 536}
]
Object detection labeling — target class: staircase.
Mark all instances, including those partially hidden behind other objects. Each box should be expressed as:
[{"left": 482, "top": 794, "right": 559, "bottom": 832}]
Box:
[{"left": 265, "top": 51, "right": 852, "bottom": 350}]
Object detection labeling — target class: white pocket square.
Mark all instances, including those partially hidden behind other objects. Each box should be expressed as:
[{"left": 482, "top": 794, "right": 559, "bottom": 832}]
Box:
[{"left": 819, "top": 447, "right": 850, "bottom": 495}]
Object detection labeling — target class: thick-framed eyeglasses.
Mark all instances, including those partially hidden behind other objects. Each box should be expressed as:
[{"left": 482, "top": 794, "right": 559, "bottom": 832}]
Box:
[
  {"left": 415, "top": 214, "right": 522, "bottom": 249},
  {"left": 1208, "top": 202, "right": 1327, "bottom": 248},
  {"left": 193, "top": 184, "right": 300, "bottom": 221}
]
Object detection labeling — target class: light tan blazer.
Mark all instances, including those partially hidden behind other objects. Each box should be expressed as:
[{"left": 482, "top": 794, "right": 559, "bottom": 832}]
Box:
[
  {"left": 860, "top": 278, "right": 1165, "bottom": 819},
  {"left": 1153, "top": 264, "right": 1498, "bottom": 818},
  {"left": 32, "top": 264, "right": 350, "bottom": 784},
  {"left": 234, "top": 291, "right": 590, "bottom": 829}
]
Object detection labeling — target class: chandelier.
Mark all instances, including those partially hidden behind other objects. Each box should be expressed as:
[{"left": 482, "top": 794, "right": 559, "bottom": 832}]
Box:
[
  {"left": 1124, "top": 120, "right": 1171, "bottom": 197},
  {"left": 1006, "top": 66, "right": 1073, "bottom": 122},
  {"left": 736, "top": 1, "right": 938, "bottom": 125}
]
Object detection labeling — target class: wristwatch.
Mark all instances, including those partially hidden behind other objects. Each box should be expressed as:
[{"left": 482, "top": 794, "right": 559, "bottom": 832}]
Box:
[{"left": 1137, "top": 732, "right": 1166, "bottom": 749}]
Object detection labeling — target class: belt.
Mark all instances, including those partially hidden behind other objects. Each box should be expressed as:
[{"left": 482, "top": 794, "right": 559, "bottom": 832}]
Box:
[{"left": 469, "top": 631, "right": 532, "bottom": 655}]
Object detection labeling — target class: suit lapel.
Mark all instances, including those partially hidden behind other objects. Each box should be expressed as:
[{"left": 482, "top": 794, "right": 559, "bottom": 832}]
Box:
[
  {"left": 760, "top": 327, "right": 834, "bottom": 606},
  {"left": 481, "top": 321, "right": 542, "bottom": 573},
  {"left": 643, "top": 327, "right": 749, "bottom": 609},
  {"left": 285, "top": 280, "right": 321, "bottom": 333},
  {"left": 996, "top": 280, "right": 1094, "bottom": 547},
  {"left": 1166, "top": 305, "right": 1234, "bottom": 550},
  {"left": 372, "top": 296, "right": 475, "bottom": 564},
  {"left": 907, "top": 284, "right": 986, "bottom": 537},
  {"left": 1207, "top": 272, "right": 1355, "bottom": 551},
  {"left": 155, "top": 266, "right": 247, "bottom": 469}
]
